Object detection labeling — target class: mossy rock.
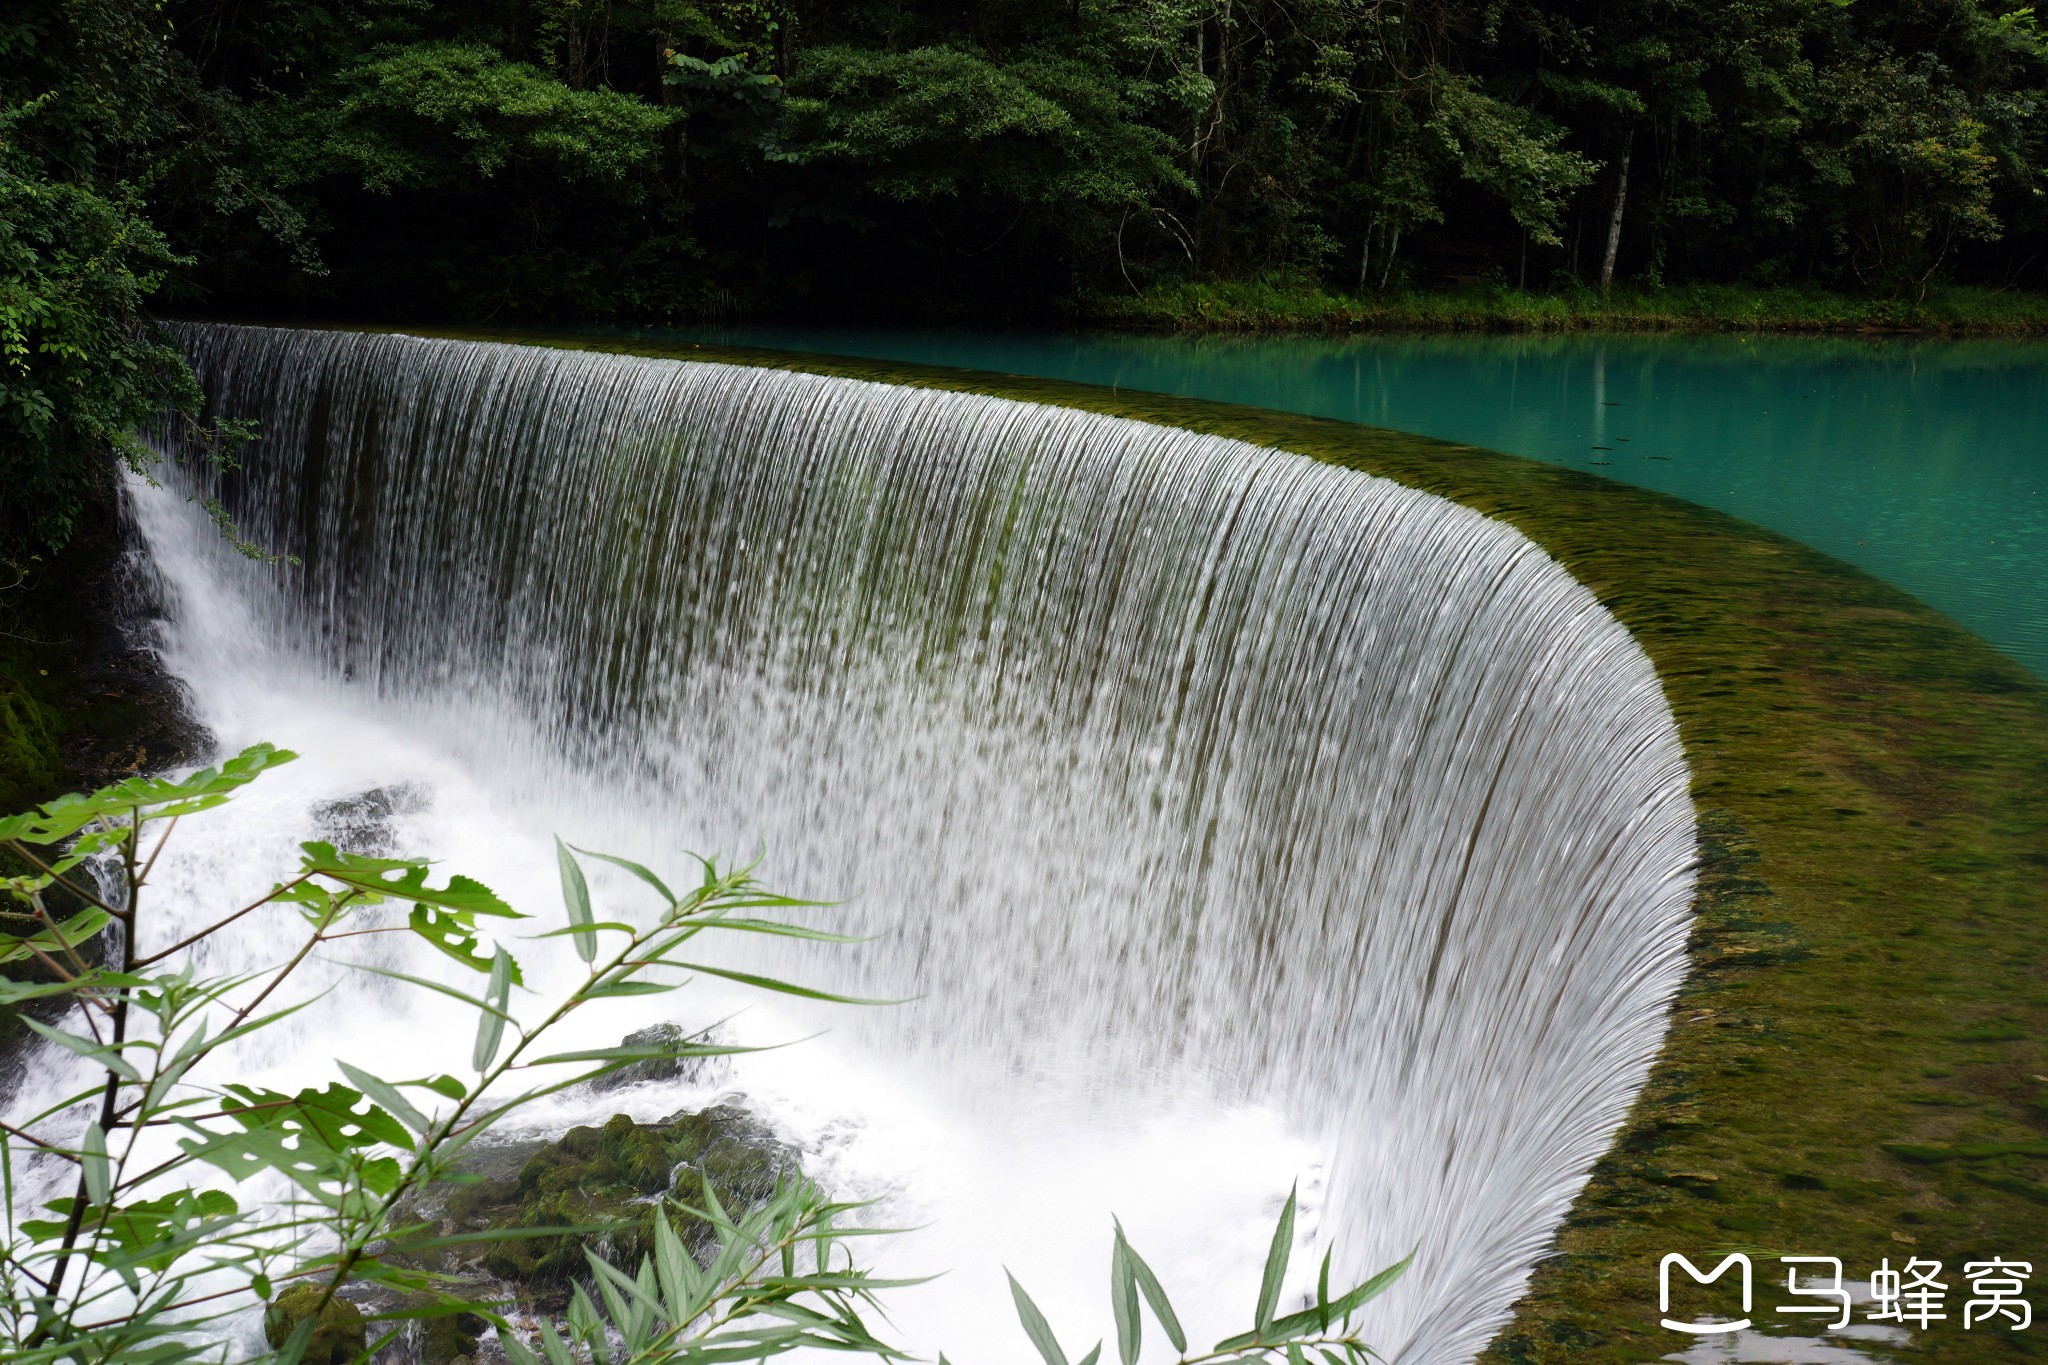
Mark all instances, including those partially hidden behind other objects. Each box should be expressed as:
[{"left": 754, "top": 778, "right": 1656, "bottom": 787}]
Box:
[
  {"left": 422, "top": 1104, "right": 795, "bottom": 1306},
  {"left": 262, "top": 1285, "right": 367, "bottom": 1364},
  {"left": 417, "top": 1304, "right": 489, "bottom": 1364}
]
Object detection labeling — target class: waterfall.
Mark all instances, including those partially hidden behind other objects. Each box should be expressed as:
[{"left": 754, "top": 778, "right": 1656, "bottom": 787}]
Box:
[{"left": 134, "top": 323, "right": 1694, "bottom": 1362}]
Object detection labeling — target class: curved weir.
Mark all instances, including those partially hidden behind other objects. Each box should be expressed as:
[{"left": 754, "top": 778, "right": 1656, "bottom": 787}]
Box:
[{"left": 145, "top": 324, "right": 1696, "bottom": 1362}]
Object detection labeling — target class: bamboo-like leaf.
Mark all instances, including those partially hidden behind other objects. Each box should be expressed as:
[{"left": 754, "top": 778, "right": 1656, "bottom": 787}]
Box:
[
  {"left": 668, "top": 961, "right": 904, "bottom": 1005},
  {"left": 498, "top": 1330, "right": 544, "bottom": 1365},
  {"left": 525, "top": 1041, "right": 760, "bottom": 1068},
  {"left": 1117, "top": 1220, "right": 1186, "bottom": 1353},
  {"left": 474, "top": 947, "right": 513, "bottom": 1072},
  {"left": 335, "top": 1060, "right": 430, "bottom": 1136},
  {"left": 556, "top": 838, "right": 597, "bottom": 964},
  {"left": 571, "top": 846, "right": 677, "bottom": 906},
  {"left": 1216, "top": 1249, "right": 1415, "bottom": 1352},
  {"left": 81, "top": 1122, "right": 110, "bottom": 1204},
  {"left": 1008, "top": 1270, "right": 1068, "bottom": 1365},
  {"left": 1111, "top": 1234, "right": 1142, "bottom": 1365},
  {"left": 653, "top": 1211, "right": 701, "bottom": 1317},
  {"left": 1256, "top": 1183, "right": 1298, "bottom": 1334},
  {"left": 22, "top": 1018, "right": 144, "bottom": 1082}
]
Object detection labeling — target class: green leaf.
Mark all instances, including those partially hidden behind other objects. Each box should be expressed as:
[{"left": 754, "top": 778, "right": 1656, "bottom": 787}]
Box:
[
  {"left": 1257, "top": 1183, "right": 1298, "bottom": 1334},
  {"left": 407, "top": 904, "right": 505, "bottom": 977},
  {"left": 525, "top": 1040, "right": 760, "bottom": 1068},
  {"left": 420, "top": 1074, "right": 468, "bottom": 1100},
  {"left": 569, "top": 846, "right": 676, "bottom": 906},
  {"left": 0, "top": 975, "right": 88, "bottom": 1005},
  {"left": 0, "top": 908, "right": 112, "bottom": 965},
  {"left": 0, "top": 743, "right": 295, "bottom": 846},
  {"left": 82, "top": 1122, "right": 110, "bottom": 1203},
  {"left": 556, "top": 837, "right": 597, "bottom": 965},
  {"left": 665, "top": 961, "right": 903, "bottom": 1005},
  {"left": 1008, "top": 1270, "right": 1067, "bottom": 1365},
  {"left": 335, "top": 1060, "right": 430, "bottom": 1136},
  {"left": 218, "top": 1082, "right": 412, "bottom": 1149},
  {"left": 474, "top": 947, "right": 513, "bottom": 1073},
  {"left": 1116, "top": 1222, "right": 1185, "bottom": 1354},
  {"left": 1111, "top": 1233, "right": 1142, "bottom": 1365},
  {"left": 1216, "top": 1249, "right": 1415, "bottom": 1352},
  {"left": 299, "top": 842, "right": 522, "bottom": 917},
  {"left": 22, "top": 1017, "right": 143, "bottom": 1082}
]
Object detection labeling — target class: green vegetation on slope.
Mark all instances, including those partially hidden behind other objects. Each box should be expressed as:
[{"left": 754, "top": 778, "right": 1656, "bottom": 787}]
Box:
[{"left": 467, "top": 330, "right": 2048, "bottom": 1363}]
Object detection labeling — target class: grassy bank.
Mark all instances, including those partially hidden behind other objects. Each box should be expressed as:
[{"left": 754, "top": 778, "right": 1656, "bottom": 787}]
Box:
[
  {"left": 1080, "top": 278, "right": 2048, "bottom": 336},
  {"left": 428, "top": 326, "right": 2047, "bottom": 1363}
]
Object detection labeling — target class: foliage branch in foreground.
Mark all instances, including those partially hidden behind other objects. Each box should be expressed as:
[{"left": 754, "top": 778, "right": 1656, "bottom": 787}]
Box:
[{"left": 0, "top": 743, "right": 1410, "bottom": 1363}]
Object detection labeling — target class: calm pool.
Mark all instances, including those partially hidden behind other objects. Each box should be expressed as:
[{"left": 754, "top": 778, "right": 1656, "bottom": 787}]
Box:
[{"left": 651, "top": 326, "right": 2048, "bottom": 678}]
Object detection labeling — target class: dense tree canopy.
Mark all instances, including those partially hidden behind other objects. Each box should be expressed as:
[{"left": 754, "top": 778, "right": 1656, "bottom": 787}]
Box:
[
  {"left": 144, "top": 0, "right": 2046, "bottom": 319},
  {"left": 4, "top": 0, "right": 2047, "bottom": 555}
]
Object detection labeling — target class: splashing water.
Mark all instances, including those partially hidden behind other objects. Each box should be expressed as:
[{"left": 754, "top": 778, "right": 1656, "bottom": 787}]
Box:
[{"left": 67, "top": 325, "right": 1693, "bottom": 1362}]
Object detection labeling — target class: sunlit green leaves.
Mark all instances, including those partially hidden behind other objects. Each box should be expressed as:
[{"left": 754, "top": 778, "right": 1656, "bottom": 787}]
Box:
[{"left": 0, "top": 744, "right": 297, "bottom": 847}]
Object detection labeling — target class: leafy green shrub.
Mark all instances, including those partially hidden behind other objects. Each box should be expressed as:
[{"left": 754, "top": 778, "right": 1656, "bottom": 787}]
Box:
[{"left": 0, "top": 744, "right": 1411, "bottom": 1363}]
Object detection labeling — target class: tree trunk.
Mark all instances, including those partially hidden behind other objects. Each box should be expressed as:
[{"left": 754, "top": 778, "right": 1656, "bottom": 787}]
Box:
[
  {"left": 1600, "top": 135, "right": 1632, "bottom": 294},
  {"left": 1378, "top": 223, "right": 1401, "bottom": 291}
]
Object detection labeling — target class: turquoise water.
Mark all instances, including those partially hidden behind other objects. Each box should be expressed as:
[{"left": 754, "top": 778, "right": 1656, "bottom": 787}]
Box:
[{"left": 651, "top": 326, "right": 2048, "bottom": 677}]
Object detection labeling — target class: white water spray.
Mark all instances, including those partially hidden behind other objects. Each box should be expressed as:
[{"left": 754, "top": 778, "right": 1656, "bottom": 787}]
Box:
[{"left": 95, "top": 325, "right": 1691, "bottom": 1362}]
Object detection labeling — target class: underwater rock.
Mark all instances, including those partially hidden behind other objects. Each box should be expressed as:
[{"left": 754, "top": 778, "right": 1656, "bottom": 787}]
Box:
[{"left": 262, "top": 1284, "right": 368, "bottom": 1364}]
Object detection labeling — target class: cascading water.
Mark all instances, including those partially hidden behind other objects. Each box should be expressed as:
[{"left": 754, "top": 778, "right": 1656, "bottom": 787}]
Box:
[{"left": 66, "top": 323, "right": 1694, "bottom": 1361}]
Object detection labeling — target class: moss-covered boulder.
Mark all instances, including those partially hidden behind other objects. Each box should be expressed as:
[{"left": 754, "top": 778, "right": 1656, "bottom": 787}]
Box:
[
  {"left": 262, "top": 1284, "right": 368, "bottom": 1364},
  {"left": 419, "top": 1105, "right": 796, "bottom": 1307},
  {"left": 417, "top": 1304, "right": 489, "bottom": 1364}
]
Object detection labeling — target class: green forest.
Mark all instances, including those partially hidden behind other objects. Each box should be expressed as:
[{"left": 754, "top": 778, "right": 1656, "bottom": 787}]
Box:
[{"left": 6, "top": 0, "right": 2048, "bottom": 554}]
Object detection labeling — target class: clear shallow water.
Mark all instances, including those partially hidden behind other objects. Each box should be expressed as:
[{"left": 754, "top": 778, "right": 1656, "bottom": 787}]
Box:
[{"left": 655, "top": 327, "right": 2048, "bottom": 677}]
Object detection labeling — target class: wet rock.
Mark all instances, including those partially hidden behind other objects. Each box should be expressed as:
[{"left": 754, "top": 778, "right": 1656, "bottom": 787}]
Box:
[
  {"left": 587, "top": 1022, "right": 731, "bottom": 1093},
  {"left": 263, "top": 1284, "right": 368, "bottom": 1364},
  {"left": 405, "top": 1103, "right": 797, "bottom": 1310},
  {"left": 312, "top": 784, "right": 429, "bottom": 858},
  {"left": 418, "top": 1305, "right": 491, "bottom": 1364}
]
